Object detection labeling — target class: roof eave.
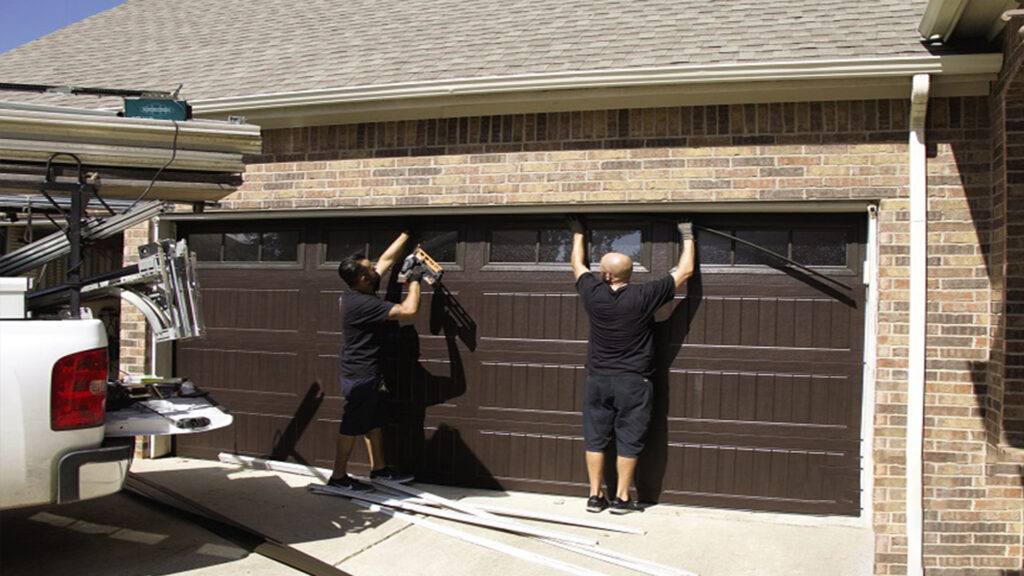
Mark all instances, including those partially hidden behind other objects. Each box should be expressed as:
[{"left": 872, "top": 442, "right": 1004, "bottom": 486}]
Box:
[{"left": 190, "top": 54, "right": 1003, "bottom": 128}]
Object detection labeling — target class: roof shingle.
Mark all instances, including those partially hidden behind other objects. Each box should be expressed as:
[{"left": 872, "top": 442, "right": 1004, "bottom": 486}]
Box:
[{"left": 0, "top": 0, "right": 932, "bottom": 106}]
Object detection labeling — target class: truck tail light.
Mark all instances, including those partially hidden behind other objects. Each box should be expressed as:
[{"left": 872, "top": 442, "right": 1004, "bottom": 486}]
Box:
[{"left": 51, "top": 347, "right": 108, "bottom": 431}]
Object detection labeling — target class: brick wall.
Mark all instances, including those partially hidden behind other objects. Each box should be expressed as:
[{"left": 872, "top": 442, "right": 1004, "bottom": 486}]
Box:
[
  {"left": 183, "top": 95, "right": 1018, "bottom": 574},
  {"left": 118, "top": 222, "right": 150, "bottom": 376},
  {"left": 233, "top": 101, "right": 923, "bottom": 211},
  {"left": 1000, "top": 16, "right": 1024, "bottom": 456}
]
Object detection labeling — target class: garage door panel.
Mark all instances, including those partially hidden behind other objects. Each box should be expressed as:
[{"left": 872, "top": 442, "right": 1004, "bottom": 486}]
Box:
[
  {"left": 477, "top": 430, "right": 586, "bottom": 488},
  {"left": 680, "top": 295, "right": 857, "bottom": 350},
  {"left": 415, "top": 423, "right": 477, "bottom": 485},
  {"left": 478, "top": 362, "right": 583, "bottom": 414},
  {"left": 176, "top": 347, "right": 304, "bottom": 395},
  {"left": 480, "top": 291, "right": 584, "bottom": 340},
  {"left": 202, "top": 287, "right": 303, "bottom": 331},
  {"left": 191, "top": 329, "right": 311, "bottom": 351},
  {"left": 314, "top": 289, "right": 343, "bottom": 334},
  {"left": 669, "top": 341, "right": 862, "bottom": 373},
  {"left": 385, "top": 357, "right": 468, "bottom": 407},
  {"left": 227, "top": 412, "right": 305, "bottom": 456},
  {"left": 665, "top": 370, "right": 857, "bottom": 431},
  {"left": 657, "top": 444, "right": 856, "bottom": 514},
  {"left": 190, "top": 389, "right": 314, "bottom": 419},
  {"left": 176, "top": 213, "right": 866, "bottom": 515}
]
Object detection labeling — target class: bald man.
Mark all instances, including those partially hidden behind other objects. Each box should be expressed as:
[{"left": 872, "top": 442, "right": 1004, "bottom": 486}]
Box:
[{"left": 568, "top": 217, "right": 695, "bottom": 514}]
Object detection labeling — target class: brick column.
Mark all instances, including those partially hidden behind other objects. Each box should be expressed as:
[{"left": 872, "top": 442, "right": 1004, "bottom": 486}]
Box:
[{"left": 117, "top": 222, "right": 150, "bottom": 376}]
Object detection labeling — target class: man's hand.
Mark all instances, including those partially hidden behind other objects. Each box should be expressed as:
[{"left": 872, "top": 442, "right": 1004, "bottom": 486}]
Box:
[
  {"left": 402, "top": 222, "right": 420, "bottom": 240},
  {"left": 677, "top": 220, "right": 694, "bottom": 241},
  {"left": 567, "top": 215, "right": 585, "bottom": 235},
  {"left": 672, "top": 219, "right": 696, "bottom": 290},
  {"left": 405, "top": 264, "right": 425, "bottom": 283}
]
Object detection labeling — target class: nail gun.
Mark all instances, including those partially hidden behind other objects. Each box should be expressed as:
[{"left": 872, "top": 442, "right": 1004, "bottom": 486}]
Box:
[{"left": 397, "top": 246, "right": 444, "bottom": 285}]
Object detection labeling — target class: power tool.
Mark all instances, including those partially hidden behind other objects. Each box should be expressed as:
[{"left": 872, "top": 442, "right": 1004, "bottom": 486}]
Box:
[{"left": 397, "top": 246, "right": 444, "bottom": 285}]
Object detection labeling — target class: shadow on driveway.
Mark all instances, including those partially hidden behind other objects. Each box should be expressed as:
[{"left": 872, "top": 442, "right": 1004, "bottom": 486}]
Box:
[{"left": 0, "top": 459, "right": 390, "bottom": 576}]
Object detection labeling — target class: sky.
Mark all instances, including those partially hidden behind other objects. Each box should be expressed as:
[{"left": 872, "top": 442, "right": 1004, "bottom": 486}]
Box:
[{"left": 0, "top": 0, "right": 127, "bottom": 54}]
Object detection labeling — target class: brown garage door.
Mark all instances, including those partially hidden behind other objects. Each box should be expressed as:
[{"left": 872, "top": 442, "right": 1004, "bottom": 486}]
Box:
[{"left": 175, "top": 213, "right": 865, "bottom": 515}]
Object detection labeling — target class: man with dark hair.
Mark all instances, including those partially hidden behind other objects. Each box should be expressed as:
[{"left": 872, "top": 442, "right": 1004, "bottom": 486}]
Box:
[
  {"left": 568, "top": 217, "right": 695, "bottom": 514},
  {"left": 328, "top": 230, "right": 423, "bottom": 491}
]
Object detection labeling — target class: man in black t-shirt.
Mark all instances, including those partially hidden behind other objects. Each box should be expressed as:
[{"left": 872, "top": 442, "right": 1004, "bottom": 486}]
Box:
[
  {"left": 569, "top": 216, "right": 695, "bottom": 514},
  {"left": 327, "top": 230, "right": 424, "bottom": 492}
]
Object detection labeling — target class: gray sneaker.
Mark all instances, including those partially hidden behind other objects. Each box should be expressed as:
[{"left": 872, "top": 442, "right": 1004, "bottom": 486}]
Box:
[
  {"left": 586, "top": 495, "right": 609, "bottom": 513},
  {"left": 369, "top": 466, "right": 414, "bottom": 483},
  {"left": 609, "top": 497, "right": 643, "bottom": 514}
]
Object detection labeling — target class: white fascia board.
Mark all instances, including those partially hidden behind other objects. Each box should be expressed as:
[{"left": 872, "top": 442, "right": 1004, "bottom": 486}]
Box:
[
  {"left": 192, "top": 54, "right": 1003, "bottom": 121},
  {"left": 164, "top": 200, "right": 876, "bottom": 221}
]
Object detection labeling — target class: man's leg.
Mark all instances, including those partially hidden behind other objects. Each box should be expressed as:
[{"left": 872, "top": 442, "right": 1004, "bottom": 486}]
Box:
[
  {"left": 331, "top": 433, "right": 359, "bottom": 479},
  {"left": 609, "top": 374, "right": 651, "bottom": 512},
  {"left": 615, "top": 455, "right": 638, "bottom": 501},
  {"left": 583, "top": 374, "right": 614, "bottom": 511},
  {"left": 585, "top": 450, "right": 605, "bottom": 497},
  {"left": 364, "top": 427, "right": 385, "bottom": 471}
]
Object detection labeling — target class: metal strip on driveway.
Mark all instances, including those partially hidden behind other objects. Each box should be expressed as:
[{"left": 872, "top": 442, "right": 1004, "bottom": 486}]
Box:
[{"left": 124, "top": 472, "right": 353, "bottom": 576}]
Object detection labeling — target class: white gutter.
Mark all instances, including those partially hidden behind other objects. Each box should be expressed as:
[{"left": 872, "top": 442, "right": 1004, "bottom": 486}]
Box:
[
  {"left": 907, "top": 73, "right": 930, "bottom": 576},
  {"left": 193, "top": 54, "right": 1001, "bottom": 115}
]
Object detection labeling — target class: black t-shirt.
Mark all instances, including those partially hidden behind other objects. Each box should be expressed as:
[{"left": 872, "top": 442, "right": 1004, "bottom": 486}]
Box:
[
  {"left": 575, "top": 273, "right": 676, "bottom": 377},
  {"left": 339, "top": 290, "right": 396, "bottom": 379}
]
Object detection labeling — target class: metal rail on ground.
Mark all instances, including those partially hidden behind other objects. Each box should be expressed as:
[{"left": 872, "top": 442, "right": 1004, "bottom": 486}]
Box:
[
  {"left": 374, "top": 479, "right": 697, "bottom": 576},
  {"left": 218, "top": 453, "right": 642, "bottom": 534},
  {"left": 124, "top": 472, "right": 353, "bottom": 576},
  {"left": 220, "top": 453, "right": 701, "bottom": 576}
]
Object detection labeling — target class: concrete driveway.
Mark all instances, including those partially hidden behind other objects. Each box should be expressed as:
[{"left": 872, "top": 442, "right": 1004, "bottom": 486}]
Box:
[{"left": 0, "top": 457, "right": 873, "bottom": 576}]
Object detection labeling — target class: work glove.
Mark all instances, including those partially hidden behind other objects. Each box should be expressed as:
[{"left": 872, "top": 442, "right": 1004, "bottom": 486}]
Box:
[
  {"left": 405, "top": 264, "right": 425, "bottom": 283},
  {"left": 677, "top": 220, "right": 694, "bottom": 241},
  {"left": 567, "top": 215, "right": 585, "bottom": 234}
]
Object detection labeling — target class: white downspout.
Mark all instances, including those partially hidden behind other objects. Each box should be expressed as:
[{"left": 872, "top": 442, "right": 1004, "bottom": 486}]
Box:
[{"left": 907, "top": 73, "right": 930, "bottom": 576}]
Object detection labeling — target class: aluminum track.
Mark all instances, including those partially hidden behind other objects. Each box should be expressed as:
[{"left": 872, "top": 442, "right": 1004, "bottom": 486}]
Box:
[{"left": 0, "top": 200, "right": 167, "bottom": 276}]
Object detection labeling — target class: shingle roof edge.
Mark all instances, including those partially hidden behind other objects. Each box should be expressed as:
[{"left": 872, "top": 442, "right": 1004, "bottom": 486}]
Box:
[{"left": 193, "top": 54, "right": 1003, "bottom": 115}]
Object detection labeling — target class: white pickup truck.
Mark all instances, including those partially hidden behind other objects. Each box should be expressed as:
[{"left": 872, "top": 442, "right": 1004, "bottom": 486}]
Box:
[
  {"left": 0, "top": 277, "right": 131, "bottom": 509},
  {"left": 0, "top": 239, "right": 231, "bottom": 511}
]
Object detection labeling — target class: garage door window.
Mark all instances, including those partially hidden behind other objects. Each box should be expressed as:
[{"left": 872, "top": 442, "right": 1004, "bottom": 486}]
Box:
[
  {"left": 489, "top": 228, "right": 572, "bottom": 264},
  {"left": 735, "top": 230, "right": 788, "bottom": 265},
  {"left": 419, "top": 230, "right": 459, "bottom": 262},
  {"left": 188, "top": 231, "right": 299, "bottom": 263},
  {"left": 589, "top": 228, "right": 643, "bottom": 265},
  {"left": 327, "top": 229, "right": 459, "bottom": 263},
  {"left": 699, "top": 227, "right": 848, "bottom": 268},
  {"left": 792, "top": 229, "right": 848, "bottom": 266}
]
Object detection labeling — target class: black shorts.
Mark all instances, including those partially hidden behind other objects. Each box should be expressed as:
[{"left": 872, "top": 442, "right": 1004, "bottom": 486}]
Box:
[
  {"left": 582, "top": 373, "right": 652, "bottom": 458},
  {"left": 339, "top": 374, "right": 386, "bottom": 436}
]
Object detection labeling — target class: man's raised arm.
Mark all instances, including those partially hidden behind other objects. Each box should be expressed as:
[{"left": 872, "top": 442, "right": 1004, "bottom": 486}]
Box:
[
  {"left": 568, "top": 216, "right": 590, "bottom": 280},
  {"left": 671, "top": 221, "right": 696, "bottom": 290},
  {"left": 375, "top": 230, "right": 411, "bottom": 276}
]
